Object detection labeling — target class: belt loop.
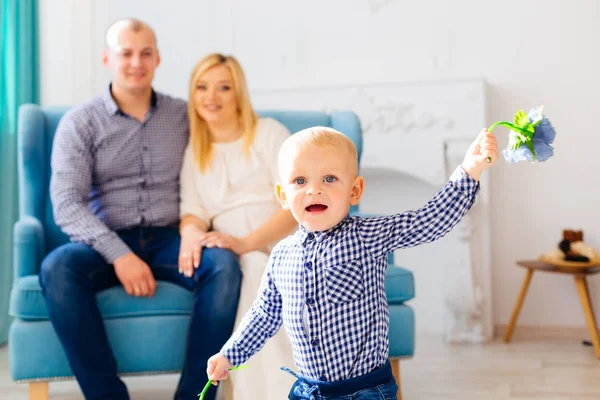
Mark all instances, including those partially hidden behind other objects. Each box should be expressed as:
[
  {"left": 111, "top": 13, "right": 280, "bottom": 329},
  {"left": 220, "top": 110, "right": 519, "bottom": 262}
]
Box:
[{"left": 280, "top": 366, "right": 300, "bottom": 379}]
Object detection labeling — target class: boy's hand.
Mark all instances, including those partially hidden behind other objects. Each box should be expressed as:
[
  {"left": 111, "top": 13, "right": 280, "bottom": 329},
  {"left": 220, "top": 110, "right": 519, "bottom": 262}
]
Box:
[
  {"left": 206, "top": 353, "right": 234, "bottom": 385},
  {"left": 461, "top": 129, "right": 498, "bottom": 181}
]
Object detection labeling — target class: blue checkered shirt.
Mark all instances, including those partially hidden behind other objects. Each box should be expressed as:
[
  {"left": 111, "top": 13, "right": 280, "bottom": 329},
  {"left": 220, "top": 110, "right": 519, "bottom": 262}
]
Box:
[
  {"left": 50, "top": 85, "right": 188, "bottom": 263},
  {"left": 222, "top": 166, "right": 479, "bottom": 381}
]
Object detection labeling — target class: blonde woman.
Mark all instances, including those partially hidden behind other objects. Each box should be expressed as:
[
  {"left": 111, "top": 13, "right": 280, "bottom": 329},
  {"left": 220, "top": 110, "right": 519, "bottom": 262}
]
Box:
[{"left": 179, "top": 53, "right": 297, "bottom": 399}]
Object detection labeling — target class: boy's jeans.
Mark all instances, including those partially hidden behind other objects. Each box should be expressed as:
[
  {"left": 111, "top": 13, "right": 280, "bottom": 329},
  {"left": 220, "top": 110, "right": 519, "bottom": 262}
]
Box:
[
  {"left": 285, "top": 361, "right": 398, "bottom": 400},
  {"left": 39, "top": 226, "right": 242, "bottom": 400}
]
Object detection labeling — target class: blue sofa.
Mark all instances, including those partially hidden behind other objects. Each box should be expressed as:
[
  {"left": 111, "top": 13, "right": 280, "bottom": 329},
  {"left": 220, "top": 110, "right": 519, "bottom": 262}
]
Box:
[{"left": 9, "top": 105, "right": 415, "bottom": 399}]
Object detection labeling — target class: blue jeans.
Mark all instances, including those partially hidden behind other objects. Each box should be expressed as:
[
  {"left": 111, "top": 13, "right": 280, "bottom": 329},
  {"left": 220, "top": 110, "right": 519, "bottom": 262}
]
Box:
[
  {"left": 285, "top": 361, "right": 398, "bottom": 400},
  {"left": 39, "top": 226, "right": 242, "bottom": 400}
]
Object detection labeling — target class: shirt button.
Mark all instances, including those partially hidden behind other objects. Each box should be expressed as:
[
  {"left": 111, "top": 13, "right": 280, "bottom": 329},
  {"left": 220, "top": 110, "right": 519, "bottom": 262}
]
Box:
[
  {"left": 311, "top": 339, "right": 319, "bottom": 346},
  {"left": 143, "top": 146, "right": 148, "bottom": 151},
  {"left": 307, "top": 233, "right": 314, "bottom": 240},
  {"left": 306, "top": 297, "right": 314, "bottom": 305},
  {"left": 304, "top": 261, "right": 312, "bottom": 269}
]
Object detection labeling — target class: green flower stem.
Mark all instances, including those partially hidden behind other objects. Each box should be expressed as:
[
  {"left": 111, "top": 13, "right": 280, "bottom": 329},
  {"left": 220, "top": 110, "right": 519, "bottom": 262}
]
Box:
[
  {"left": 485, "top": 121, "right": 531, "bottom": 163},
  {"left": 488, "top": 121, "right": 528, "bottom": 134},
  {"left": 488, "top": 121, "right": 530, "bottom": 142},
  {"left": 198, "top": 365, "right": 247, "bottom": 399}
]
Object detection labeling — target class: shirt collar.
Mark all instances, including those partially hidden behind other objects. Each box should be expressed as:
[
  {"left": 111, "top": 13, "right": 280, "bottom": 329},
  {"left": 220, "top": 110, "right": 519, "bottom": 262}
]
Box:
[
  {"left": 294, "top": 214, "right": 352, "bottom": 246},
  {"left": 103, "top": 83, "right": 159, "bottom": 116}
]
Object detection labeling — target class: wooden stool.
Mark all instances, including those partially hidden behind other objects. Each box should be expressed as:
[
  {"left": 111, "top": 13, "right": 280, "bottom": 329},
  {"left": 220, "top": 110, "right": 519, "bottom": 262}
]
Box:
[{"left": 504, "top": 260, "right": 600, "bottom": 358}]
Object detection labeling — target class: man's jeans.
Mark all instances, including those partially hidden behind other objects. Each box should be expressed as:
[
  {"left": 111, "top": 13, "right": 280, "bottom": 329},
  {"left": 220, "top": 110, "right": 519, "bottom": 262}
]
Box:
[
  {"left": 285, "top": 361, "right": 398, "bottom": 400},
  {"left": 39, "top": 226, "right": 242, "bottom": 400}
]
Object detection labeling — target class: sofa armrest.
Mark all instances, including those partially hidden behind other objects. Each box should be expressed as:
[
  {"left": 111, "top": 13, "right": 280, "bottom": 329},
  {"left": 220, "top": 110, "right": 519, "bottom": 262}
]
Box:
[{"left": 13, "top": 216, "right": 46, "bottom": 278}]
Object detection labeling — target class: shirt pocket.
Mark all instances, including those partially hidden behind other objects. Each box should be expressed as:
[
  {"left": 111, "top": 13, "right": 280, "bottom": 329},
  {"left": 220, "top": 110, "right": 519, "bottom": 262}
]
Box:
[{"left": 324, "top": 258, "right": 364, "bottom": 304}]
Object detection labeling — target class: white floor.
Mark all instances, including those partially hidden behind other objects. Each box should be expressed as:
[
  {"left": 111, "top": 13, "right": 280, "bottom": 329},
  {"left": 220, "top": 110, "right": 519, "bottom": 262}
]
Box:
[{"left": 2, "top": 335, "right": 600, "bottom": 399}]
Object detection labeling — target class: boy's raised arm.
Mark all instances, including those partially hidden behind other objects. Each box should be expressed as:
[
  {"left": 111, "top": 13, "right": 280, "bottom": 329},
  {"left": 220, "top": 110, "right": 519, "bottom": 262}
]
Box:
[
  {"left": 358, "top": 129, "right": 497, "bottom": 258},
  {"left": 359, "top": 166, "right": 479, "bottom": 259}
]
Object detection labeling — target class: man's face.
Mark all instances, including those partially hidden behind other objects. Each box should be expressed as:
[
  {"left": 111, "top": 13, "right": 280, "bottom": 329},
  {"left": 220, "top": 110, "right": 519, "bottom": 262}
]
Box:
[
  {"left": 102, "top": 28, "right": 160, "bottom": 93},
  {"left": 277, "top": 143, "right": 364, "bottom": 232}
]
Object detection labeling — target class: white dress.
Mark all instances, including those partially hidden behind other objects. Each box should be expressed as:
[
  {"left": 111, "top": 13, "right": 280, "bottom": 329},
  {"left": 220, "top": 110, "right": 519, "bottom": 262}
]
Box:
[{"left": 180, "top": 118, "right": 297, "bottom": 400}]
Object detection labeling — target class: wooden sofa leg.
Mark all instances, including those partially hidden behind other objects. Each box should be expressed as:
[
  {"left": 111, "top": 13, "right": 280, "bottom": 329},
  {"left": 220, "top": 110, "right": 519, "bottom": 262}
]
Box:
[
  {"left": 29, "top": 382, "right": 49, "bottom": 400},
  {"left": 390, "top": 358, "right": 403, "bottom": 400}
]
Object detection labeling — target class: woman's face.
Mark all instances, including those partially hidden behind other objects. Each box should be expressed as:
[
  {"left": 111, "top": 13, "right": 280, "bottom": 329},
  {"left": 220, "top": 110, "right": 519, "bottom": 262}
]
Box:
[{"left": 193, "top": 64, "right": 238, "bottom": 126}]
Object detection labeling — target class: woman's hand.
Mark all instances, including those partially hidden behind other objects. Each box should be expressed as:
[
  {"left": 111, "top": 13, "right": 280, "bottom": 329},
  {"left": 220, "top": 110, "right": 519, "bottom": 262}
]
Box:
[
  {"left": 201, "top": 231, "right": 250, "bottom": 255},
  {"left": 179, "top": 225, "right": 205, "bottom": 277}
]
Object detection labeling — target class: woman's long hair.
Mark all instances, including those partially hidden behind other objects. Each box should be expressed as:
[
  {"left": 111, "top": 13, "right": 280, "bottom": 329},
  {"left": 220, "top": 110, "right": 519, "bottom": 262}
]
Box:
[{"left": 188, "top": 53, "right": 258, "bottom": 172}]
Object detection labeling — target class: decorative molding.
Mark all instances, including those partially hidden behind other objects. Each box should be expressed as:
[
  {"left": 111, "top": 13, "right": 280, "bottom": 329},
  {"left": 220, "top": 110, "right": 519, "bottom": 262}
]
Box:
[
  {"left": 324, "top": 87, "right": 455, "bottom": 136},
  {"left": 252, "top": 79, "right": 486, "bottom": 186}
]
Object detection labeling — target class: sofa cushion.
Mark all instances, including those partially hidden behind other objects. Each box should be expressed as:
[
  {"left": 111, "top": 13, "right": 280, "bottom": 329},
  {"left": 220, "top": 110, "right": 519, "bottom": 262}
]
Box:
[
  {"left": 9, "top": 316, "right": 191, "bottom": 380},
  {"left": 10, "top": 266, "right": 414, "bottom": 320},
  {"left": 10, "top": 276, "right": 193, "bottom": 321},
  {"left": 385, "top": 266, "right": 415, "bottom": 303}
]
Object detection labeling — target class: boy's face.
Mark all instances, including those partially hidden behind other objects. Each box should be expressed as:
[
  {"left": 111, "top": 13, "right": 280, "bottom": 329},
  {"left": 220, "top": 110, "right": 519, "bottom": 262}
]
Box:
[{"left": 277, "top": 142, "right": 364, "bottom": 232}]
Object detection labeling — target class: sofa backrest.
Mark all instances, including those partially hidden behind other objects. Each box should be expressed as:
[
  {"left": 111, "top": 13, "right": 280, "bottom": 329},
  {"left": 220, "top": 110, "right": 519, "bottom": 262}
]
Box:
[{"left": 17, "top": 104, "right": 363, "bottom": 254}]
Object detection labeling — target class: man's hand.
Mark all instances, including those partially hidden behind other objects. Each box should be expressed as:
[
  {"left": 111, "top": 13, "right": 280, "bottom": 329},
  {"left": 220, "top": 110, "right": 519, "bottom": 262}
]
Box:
[
  {"left": 113, "top": 253, "right": 156, "bottom": 297},
  {"left": 461, "top": 129, "right": 499, "bottom": 181},
  {"left": 206, "top": 353, "right": 234, "bottom": 385},
  {"left": 179, "top": 225, "right": 205, "bottom": 277},
  {"left": 201, "top": 232, "right": 250, "bottom": 256}
]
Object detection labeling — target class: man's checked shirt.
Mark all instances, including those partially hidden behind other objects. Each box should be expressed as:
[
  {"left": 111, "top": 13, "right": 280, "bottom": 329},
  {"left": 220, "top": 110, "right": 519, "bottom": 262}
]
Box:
[
  {"left": 222, "top": 166, "right": 479, "bottom": 382},
  {"left": 50, "top": 85, "right": 188, "bottom": 263}
]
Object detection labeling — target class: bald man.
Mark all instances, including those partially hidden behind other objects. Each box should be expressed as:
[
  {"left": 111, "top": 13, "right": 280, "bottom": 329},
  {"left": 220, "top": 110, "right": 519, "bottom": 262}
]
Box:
[{"left": 40, "top": 19, "right": 242, "bottom": 400}]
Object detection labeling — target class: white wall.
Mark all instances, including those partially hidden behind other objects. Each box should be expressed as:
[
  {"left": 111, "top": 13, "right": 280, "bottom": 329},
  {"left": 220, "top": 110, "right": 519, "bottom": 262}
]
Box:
[{"left": 39, "top": 0, "right": 600, "bottom": 332}]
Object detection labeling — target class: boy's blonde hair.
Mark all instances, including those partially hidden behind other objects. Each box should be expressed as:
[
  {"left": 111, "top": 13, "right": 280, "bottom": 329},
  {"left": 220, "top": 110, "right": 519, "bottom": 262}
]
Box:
[
  {"left": 188, "top": 53, "right": 258, "bottom": 172},
  {"left": 279, "top": 127, "right": 359, "bottom": 175}
]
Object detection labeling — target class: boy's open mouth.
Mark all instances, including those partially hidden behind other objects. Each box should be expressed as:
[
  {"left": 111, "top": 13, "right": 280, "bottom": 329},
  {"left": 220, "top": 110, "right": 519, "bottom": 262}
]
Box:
[{"left": 305, "top": 204, "right": 328, "bottom": 212}]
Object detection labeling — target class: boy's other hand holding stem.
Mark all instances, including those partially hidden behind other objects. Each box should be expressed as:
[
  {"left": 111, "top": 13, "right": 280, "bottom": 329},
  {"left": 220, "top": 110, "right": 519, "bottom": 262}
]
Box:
[{"left": 206, "top": 353, "right": 234, "bottom": 385}]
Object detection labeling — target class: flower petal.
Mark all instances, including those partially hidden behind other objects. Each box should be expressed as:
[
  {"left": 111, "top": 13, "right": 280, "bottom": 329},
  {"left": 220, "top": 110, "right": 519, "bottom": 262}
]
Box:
[
  {"left": 502, "top": 146, "right": 534, "bottom": 163},
  {"left": 533, "top": 117, "right": 556, "bottom": 144},
  {"left": 527, "top": 106, "right": 544, "bottom": 125},
  {"left": 532, "top": 138, "right": 554, "bottom": 162}
]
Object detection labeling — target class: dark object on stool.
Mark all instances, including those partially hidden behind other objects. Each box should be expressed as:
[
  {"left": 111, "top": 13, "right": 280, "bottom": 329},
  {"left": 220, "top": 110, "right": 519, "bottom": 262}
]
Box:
[
  {"left": 559, "top": 229, "right": 590, "bottom": 263},
  {"left": 564, "top": 229, "right": 583, "bottom": 242}
]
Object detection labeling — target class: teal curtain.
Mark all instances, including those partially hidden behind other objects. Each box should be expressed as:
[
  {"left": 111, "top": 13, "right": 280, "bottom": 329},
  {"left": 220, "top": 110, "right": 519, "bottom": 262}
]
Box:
[{"left": 0, "top": 0, "right": 39, "bottom": 345}]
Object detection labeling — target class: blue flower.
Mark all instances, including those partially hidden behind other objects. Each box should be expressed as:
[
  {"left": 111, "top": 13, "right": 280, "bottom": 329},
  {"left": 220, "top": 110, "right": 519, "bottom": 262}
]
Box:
[{"left": 501, "top": 106, "right": 556, "bottom": 163}]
